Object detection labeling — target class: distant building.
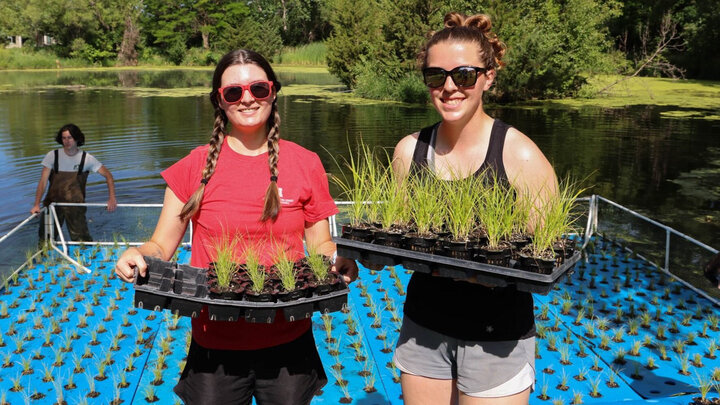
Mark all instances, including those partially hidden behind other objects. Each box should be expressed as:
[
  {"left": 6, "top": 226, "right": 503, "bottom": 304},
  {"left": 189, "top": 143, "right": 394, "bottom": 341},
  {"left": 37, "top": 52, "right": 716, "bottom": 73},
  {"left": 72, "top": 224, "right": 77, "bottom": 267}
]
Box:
[
  {"left": 6, "top": 36, "right": 22, "bottom": 48},
  {"left": 5, "top": 35, "right": 55, "bottom": 48}
]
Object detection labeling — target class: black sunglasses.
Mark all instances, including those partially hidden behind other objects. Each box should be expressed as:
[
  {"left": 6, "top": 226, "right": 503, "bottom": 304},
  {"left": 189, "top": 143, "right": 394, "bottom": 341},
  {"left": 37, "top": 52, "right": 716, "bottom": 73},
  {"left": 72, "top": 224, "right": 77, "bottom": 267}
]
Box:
[{"left": 422, "top": 66, "right": 489, "bottom": 89}]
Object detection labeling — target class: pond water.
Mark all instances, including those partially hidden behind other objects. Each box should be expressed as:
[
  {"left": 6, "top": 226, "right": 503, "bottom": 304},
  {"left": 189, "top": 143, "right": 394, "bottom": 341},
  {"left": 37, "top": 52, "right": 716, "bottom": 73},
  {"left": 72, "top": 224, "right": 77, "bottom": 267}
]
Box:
[{"left": 1, "top": 68, "right": 719, "bottom": 251}]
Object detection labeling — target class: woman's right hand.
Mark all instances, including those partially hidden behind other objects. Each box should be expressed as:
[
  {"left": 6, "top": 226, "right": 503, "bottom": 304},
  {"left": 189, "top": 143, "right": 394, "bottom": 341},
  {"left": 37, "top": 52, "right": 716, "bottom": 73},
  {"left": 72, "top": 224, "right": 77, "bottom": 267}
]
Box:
[{"left": 115, "top": 247, "right": 147, "bottom": 283}]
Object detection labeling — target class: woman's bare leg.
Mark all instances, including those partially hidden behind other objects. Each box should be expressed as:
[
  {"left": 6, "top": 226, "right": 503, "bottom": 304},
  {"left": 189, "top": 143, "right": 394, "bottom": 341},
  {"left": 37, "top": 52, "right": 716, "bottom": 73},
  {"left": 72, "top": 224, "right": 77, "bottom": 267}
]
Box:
[{"left": 401, "top": 373, "right": 459, "bottom": 405}]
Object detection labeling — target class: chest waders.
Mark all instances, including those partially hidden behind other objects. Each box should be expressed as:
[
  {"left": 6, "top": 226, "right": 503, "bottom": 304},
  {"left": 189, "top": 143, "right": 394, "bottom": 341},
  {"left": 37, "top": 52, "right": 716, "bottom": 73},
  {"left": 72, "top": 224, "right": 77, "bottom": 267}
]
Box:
[{"left": 40, "top": 150, "right": 92, "bottom": 241}]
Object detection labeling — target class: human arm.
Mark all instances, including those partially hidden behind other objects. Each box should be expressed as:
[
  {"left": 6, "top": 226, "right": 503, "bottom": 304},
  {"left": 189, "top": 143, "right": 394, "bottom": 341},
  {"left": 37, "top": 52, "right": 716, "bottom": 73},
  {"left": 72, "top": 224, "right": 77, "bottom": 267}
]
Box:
[
  {"left": 114, "top": 187, "right": 189, "bottom": 282},
  {"left": 503, "top": 127, "right": 559, "bottom": 229},
  {"left": 391, "top": 133, "right": 419, "bottom": 183},
  {"left": 705, "top": 252, "right": 720, "bottom": 289},
  {"left": 31, "top": 167, "right": 52, "bottom": 214},
  {"left": 97, "top": 165, "right": 117, "bottom": 212},
  {"left": 305, "top": 219, "right": 358, "bottom": 283}
]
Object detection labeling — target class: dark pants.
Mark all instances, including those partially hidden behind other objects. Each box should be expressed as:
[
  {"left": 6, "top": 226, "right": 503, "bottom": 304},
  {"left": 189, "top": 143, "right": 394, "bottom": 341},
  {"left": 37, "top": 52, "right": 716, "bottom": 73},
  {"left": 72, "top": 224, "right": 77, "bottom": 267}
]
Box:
[
  {"left": 174, "top": 329, "right": 327, "bottom": 405},
  {"left": 39, "top": 206, "right": 92, "bottom": 242}
]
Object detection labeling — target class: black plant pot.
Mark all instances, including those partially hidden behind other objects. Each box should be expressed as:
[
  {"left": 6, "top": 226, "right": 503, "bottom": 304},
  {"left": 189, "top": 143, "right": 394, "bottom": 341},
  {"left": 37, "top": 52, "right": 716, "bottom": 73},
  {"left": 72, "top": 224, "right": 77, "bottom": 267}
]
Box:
[
  {"left": 277, "top": 288, "right": 309, "bottom": 302},
  {"left": 406, "top": 233, "right": 437, "bottom": 254},
  {"left": 441, "top": 239, "right": 474, "bottom": 261},
  {"left": 518, "top": 253, "right": 556, "bottom": 275},
  {"left": 482, "top": 245, "right": 512, "bottom": 267},
  {"left": 341, "top": 224, "right": 374, "bottom": 243},
  {"left": 374, "top": 230, "right": 405, "bottom": 249}
]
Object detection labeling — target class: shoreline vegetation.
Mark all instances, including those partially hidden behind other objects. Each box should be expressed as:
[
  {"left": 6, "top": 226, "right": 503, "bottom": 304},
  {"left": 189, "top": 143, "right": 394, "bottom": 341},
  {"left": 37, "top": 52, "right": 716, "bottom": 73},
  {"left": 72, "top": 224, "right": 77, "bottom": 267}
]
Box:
[
  {"left": 1, "top": 65, "right": 718, "bottom": 118},
  {"left": 1, "top": 46, "right": 719, "bottom": 117}
]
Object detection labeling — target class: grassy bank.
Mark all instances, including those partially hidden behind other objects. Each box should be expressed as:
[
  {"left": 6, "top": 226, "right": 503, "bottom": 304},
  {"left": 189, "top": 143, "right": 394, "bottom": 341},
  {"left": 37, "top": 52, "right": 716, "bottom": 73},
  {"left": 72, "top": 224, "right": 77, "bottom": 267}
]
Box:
[
  {"left": 1, "top": 42, "right": 327, "bottom": 70},
  {"left": 0, "top": 48, "right": 91, "bottom": 69},
  {"left": 541, "top": 75, "right": 720, "bottom": 120},
  {"left": 1, "top": 60, "right": 719, "bottom": 118},
  {"left": 275, "top": 43, "right": 326, "bottom": 66}
]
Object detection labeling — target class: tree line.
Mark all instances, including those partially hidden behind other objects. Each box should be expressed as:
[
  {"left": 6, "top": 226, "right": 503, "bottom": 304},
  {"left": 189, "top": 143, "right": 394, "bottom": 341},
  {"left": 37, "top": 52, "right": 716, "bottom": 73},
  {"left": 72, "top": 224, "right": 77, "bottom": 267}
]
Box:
[{"left": 1, "top": 0, "right": 718, "bottom": 102}]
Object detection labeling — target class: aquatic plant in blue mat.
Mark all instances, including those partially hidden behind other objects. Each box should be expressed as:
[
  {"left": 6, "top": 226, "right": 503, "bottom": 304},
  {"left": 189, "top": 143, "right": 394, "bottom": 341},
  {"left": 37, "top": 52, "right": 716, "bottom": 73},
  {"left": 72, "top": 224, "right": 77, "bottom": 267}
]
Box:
[{"left": 0, "top": 237, "right": 718, "bottom": 404}]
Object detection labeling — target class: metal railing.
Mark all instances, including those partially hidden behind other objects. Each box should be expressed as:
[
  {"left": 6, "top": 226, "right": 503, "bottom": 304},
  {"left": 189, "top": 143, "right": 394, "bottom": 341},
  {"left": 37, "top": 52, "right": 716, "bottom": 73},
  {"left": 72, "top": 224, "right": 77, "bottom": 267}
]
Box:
[
  {"left": 586, "top": 195, "right": 719, "bottom": 303},
  {"left": 2, "top": 197, "right": 718, "bottom": 304}
]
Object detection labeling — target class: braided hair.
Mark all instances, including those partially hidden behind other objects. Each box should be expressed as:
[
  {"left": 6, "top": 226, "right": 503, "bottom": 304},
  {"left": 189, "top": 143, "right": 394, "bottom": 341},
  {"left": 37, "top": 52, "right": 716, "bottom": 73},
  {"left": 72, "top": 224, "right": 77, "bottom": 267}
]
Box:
[{"left": 179, "top": 49, "right": 283, "bottom": 222}]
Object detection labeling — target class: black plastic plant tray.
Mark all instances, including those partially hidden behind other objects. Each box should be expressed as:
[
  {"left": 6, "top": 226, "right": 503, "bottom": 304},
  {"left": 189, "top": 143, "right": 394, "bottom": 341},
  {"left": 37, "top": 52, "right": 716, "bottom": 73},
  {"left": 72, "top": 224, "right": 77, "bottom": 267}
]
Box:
[
  {"left": 133, "top": 256, "right": 349, "bottom": 322},
  {"left": 334, "top": 237, "right": 579, "bottom": 295}
]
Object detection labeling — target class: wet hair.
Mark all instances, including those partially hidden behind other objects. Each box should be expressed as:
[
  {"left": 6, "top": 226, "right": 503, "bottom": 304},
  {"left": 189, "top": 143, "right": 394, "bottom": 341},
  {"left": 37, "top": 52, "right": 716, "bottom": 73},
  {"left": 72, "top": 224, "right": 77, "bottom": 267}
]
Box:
[
  {"left": 55, "top": 124, "right": 85, "bottom": 147},
  {"left": 179, "top": 49, "right": 283, "bottom": 222},
  {"left": 418, "top": 12, "right": 506, "bottom": 71}
]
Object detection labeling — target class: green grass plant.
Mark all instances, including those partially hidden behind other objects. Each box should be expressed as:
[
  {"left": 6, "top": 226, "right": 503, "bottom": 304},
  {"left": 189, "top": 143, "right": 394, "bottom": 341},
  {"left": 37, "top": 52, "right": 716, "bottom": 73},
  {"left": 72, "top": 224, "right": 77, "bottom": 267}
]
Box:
[
  {"left": 0, "top": 48, "right": 89, "bottom": 69},
  {"left": 143, "top": 383, "right": 156, "bottom": 402},
  {"left": 676, "top": 353, "right": 691, "bottom": 375},
  {"left": 378, "top": 158, "right": 409, "bottom": 230},
  {"left": 511, "top": 187, "right": 537, "bottom": 238},
  {"left": 10, "top": 372, "right": 22, "bottom": 392},
  {"left": 241, "top": 242, "right": 265, "bottom": 294},
  {"left": 694, "top": 372, "right": 715, "bottom": 402},
  {"left": 51, "top": 375, "right": 64, "bottom": 404},
  {"left": 406, "top": 167, "right": 445, "bottom": 235},
  {"left": 210, "top": 234, "right": 240, "bottom": 289},
  {"left": 2, "top": 353, "right": 15, "bottom": 368},
  {"left": 20, "top": 355, "right": 32, "bottom": 374},
  {"left": 559, "top": 343, "right": 571, "bottom": 365},
  {"left": 306, "top": 248, "right": 329, "bottom": 283},
  {"left": 477, "top": 173, "right": 515, "bottom": 249},
  {"left": 529, "top": 177, "right": 584, "bottom": 256},
  {"left": 330, "top": 144, "right": 369, "bottom": 227},
  {"left": 442, "top": 168, "right": 483, "bottom": 241},
  {"left": 272, "top": 243, "right": 297, "bottom": 292},
  {"left": 276, "top": 42, "right": 327, "bottom": 66},
  {"left": 706, "top": 339, "right": 718, "bottom": 358},
  {"left": 361, "top": 148, "right": 385, "bottom": 226},
  {"left": 329, "top": 367, "right": 351, "bottom": 402}
]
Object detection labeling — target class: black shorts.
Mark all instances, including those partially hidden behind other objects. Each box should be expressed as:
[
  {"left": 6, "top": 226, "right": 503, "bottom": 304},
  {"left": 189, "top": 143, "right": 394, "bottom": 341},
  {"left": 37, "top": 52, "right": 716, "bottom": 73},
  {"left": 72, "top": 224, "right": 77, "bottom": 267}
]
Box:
[{"left": 174, "top": 329, "right": 327, "bottom": 405}]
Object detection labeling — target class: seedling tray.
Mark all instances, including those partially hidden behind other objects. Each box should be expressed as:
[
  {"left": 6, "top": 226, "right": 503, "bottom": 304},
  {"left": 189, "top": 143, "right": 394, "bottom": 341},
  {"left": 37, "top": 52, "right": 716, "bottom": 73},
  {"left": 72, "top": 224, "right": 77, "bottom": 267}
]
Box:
[
  {"left": 334, "top": 237, "right": 579, "bottom": 295},
  {"left": 133, "top": 256, "right": 348, "bottom": 323}
]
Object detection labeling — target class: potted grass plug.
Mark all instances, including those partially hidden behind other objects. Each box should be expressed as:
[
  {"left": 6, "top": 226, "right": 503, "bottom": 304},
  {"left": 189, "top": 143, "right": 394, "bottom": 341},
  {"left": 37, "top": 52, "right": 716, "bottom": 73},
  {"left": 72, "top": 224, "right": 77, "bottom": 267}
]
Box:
[
  {"left": 548, "top": 178, "right": 584, "bottom": 265},
  {"left": 272, "top": 244, "right": 307, "bottom": 302},
  {"left": 207, "top": 235, "right": 242, "bottom": 300},
  {"left": 241, "top": 243, "right": 273, "bottom": 302},
  {"left": 331, "top": 142, "right": 377, "bottom": 242},
  {"left": 306, "top": 249, "right": 342, "bottom": 295},
  {"left": 374, "top": 163, "right": 410, "bottom": 248},
  {"left": 518, "top": 178, "right": 583, "bottom": 273},
  {"left": 438, "top": 170, "right": 482, "bottom": 260},
  {"left": 476, "top": 174, "right": 515, "bottom": 266},
  {"left": 405, "top": 168, "right": 445, "bottom": 254},
  {"left": 509, "top": 189, "right": 536, "bottom": 260}
]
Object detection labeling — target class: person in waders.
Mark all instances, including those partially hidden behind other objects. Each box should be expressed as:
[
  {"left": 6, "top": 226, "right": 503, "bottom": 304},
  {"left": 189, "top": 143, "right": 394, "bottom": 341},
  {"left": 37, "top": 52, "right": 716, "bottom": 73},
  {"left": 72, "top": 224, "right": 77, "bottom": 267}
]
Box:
[{"left": 30, "top": 124, "right": 117, "bottom": 241}]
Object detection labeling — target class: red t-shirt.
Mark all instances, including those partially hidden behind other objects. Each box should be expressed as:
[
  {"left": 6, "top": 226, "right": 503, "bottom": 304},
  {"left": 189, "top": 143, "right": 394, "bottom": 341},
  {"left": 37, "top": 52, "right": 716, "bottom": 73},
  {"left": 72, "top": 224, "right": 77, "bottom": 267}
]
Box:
[{"left": 162, "top": 138, "right": 338, "bottom": 350}]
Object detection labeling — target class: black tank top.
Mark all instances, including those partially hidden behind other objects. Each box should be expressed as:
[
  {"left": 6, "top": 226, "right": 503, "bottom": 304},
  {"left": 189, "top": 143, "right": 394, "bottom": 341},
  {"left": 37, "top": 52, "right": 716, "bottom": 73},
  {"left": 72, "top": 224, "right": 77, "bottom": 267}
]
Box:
[{"left": 403, "top": 120, "right": 536, "bottom": 341}]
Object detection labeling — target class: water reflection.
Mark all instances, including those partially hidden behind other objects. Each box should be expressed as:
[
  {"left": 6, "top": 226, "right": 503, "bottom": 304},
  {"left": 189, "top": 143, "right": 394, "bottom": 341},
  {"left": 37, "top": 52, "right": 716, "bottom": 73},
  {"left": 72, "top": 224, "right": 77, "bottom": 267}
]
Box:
[
  {"left": 0, "top": 68, "right": 339, "bottom": 90},
  {"left": 0, "top": 70, "right": 718, "bottom": 253}
]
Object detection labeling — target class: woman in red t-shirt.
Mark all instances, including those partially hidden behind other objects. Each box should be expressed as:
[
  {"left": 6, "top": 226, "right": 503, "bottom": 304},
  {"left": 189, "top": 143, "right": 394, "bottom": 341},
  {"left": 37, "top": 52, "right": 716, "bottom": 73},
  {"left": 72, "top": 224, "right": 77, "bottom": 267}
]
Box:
[{"left": 115, "top": 49, "right": 358, "bottom": 404}]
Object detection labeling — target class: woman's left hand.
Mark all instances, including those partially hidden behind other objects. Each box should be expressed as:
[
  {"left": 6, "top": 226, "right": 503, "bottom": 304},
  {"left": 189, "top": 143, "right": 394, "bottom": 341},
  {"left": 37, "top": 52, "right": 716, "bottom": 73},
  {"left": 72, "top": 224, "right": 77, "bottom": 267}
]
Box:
[{"left": 333, "top": 256, "right": 359, "bottom": 284}]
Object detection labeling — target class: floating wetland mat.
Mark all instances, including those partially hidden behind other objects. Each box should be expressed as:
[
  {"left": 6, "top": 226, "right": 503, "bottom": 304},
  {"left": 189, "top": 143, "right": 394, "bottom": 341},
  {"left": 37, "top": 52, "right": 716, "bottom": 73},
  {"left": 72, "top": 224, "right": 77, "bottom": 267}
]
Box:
[{"left": 0, "top": 236, "right": 718, "bottom": 404}]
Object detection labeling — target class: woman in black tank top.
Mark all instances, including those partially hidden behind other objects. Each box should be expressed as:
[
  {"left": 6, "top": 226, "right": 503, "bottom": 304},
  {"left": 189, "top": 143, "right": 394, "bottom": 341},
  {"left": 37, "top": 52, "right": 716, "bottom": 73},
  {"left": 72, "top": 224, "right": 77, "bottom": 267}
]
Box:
[{"left": 391, "top": 12, "right": 558, "bottom": 405}]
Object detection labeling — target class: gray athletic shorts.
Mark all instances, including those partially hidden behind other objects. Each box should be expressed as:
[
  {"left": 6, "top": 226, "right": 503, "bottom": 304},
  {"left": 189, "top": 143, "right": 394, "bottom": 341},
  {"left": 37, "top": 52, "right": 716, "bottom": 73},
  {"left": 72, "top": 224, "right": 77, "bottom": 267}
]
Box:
[{"left": 393, "top": 316, "right": 535, "bottom": 395}]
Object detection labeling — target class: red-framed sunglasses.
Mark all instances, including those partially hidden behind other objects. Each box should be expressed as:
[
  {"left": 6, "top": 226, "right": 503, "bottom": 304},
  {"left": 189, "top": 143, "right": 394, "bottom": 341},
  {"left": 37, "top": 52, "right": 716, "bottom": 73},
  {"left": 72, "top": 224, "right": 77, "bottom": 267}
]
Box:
[{"left": 218, "top": 81, "right": 274, "bottom": 103}]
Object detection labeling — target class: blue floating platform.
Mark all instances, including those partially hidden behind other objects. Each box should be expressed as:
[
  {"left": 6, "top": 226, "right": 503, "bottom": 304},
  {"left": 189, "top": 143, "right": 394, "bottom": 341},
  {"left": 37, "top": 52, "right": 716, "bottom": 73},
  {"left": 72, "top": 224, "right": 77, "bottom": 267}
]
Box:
[{"left": 0, "top": 236, "right": 719, "bottom": 404}]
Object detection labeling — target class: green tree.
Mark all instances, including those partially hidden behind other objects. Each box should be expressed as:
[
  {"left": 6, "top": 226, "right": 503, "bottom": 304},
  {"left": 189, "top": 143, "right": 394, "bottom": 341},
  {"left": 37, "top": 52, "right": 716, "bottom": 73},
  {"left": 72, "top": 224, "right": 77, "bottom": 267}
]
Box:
[
  {"left": 325, "top": 0, "right": 385, "bottom": 87},
  {"left": 491, "top": 0, "right": 621, "bottom": 100}
]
